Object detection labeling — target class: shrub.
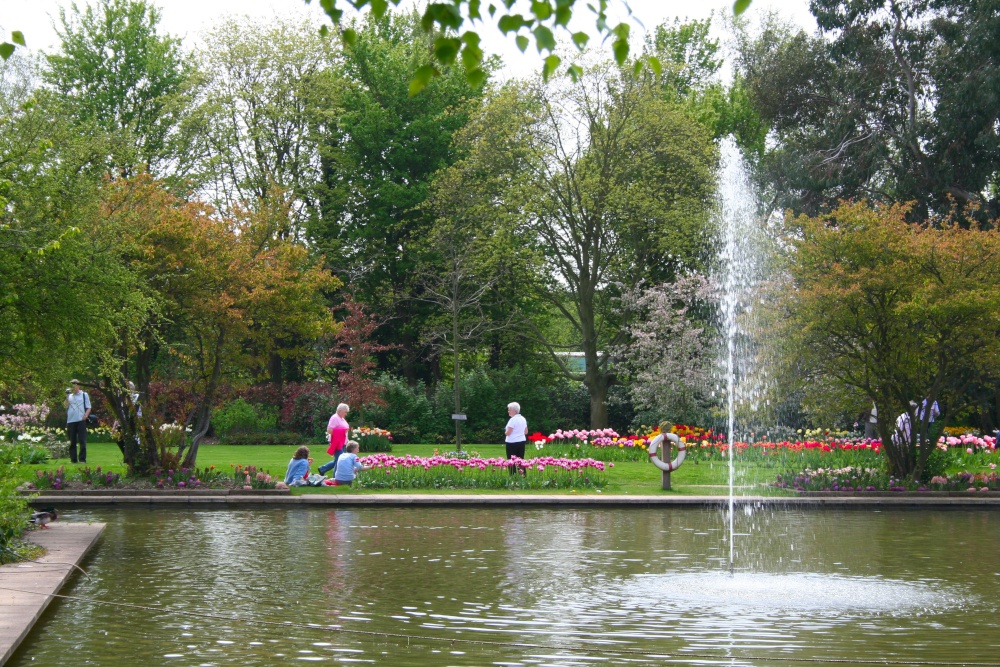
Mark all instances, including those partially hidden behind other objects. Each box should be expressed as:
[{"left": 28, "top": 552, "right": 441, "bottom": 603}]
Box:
[
  {"left": 221, "top": 431, "right": 310, "bottom": 446},
  {"left": 365, "top": 375, "right": 438, "bottom": 443},
  {"left": 280, "top": 382, "right": 337, "bottom": 438},
  {"left": 213, "top": 399, "right": 277, "bottom": 442},
  {"left": 0, "top": 458, "right": 31, "bottom": 560}
]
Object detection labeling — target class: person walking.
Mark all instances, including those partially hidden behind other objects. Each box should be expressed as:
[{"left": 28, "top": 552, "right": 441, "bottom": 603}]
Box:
[
  {"left": 65, "top": 379, "right": 91, "bottom": 463},
  {"left": 318, "top": 403, "right": 350, "bottom": 476},
  {"left": 504, "top": 402, "right": 528, "bottom": 476}
]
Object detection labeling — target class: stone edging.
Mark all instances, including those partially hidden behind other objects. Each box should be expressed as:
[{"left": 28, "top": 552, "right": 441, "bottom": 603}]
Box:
[
  {"left": 24, "top": 493, "right": 1000, "bottom": 508},
  {"left": 0, "top": 523, "right": 105, "bottom": 666}
]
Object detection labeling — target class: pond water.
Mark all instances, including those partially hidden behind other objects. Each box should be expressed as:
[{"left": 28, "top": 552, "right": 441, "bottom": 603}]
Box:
[{"left": 9, "top": 507, "right": 1000, "bottom": 666}]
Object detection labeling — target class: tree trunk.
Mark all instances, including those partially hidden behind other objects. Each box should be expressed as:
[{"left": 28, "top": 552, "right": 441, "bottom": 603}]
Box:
[{"left": 587, "top": 379, "right": 610, "bottom": 429}]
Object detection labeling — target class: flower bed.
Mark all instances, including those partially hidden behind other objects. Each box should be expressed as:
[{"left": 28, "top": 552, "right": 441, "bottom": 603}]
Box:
[
  {"left": 774, "top": 467, "right": 1000, "bottom": 493},
  {"left": 20, "top": 463, "right": 278, "bottom": 491},
  {"left": 356, "top": 453, "right": 609, "bottom": 489},
  {"left": 352, "top": 426, "right": 393, "bottom": 453}
]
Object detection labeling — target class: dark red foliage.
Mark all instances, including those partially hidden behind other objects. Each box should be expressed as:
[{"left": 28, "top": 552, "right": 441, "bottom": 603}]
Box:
[{"left": 322, "top": 295, "right": 395, "bottom": 410}]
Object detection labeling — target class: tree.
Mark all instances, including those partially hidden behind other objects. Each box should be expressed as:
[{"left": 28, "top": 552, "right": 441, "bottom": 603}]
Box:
[
  {"left": 441, "top": 65, "right": 717, "bottom": 427},
  {"left": 781, "top": 201, "right": 1000, "bottom": 480},
  {"left": 322, "top": 295, "right": 394, "bottom": 414},
  {"left": 0, "top": 55, "right": 147, "bottom": 393},
  {"left": 736, "top": 0, "right": 1000, "bottom": 221},
  {"left": 91, "top": 176, "right": 338, "bottom": 472},
  {"left": 186, "top": 17, "right": 336, "bottom": 233},
  {"left": 617, "top": 275, "right": 715, "bottom": 426},
  {"left": 311, "top": 10, "right": 488, "bottom": 383},
  {"left": 44, "top": 0, "right": 190, "bottom": 176}
]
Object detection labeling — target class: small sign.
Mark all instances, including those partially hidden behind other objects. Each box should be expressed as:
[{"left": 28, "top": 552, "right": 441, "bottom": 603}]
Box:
[{"left": 451, "top": 414, "right": 467, "bottom": 421}]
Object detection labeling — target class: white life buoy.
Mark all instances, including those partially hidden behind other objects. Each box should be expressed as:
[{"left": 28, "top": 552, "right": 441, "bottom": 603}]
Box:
[{"left": 648, "top": 432, "right": 686, "bottom": 472}]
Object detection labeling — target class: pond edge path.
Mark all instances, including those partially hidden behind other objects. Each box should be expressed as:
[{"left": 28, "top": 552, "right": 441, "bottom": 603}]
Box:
[
  {"left": 0, "top": 523, "right": 105, "bottom": 667},
  {"left": 24, "top": 493, "right": 1000, "bottom": 508}
]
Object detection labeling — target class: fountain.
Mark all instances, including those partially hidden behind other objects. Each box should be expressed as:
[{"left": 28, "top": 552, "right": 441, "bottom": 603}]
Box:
[{"left": 714, "top": 136, "right": 775, "bottom": 575}]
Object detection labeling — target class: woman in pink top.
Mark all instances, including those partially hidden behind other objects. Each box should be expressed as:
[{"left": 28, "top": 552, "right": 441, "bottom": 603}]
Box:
[{"left": 318, "top": 403, "right": 350, "bottom": 476}]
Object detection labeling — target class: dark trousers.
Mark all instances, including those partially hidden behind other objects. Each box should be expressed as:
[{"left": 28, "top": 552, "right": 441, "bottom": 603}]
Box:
[
  {"left": 505, "top": 440, "right": 526, "bottom": 475},
  {"left": 67, "top": 420, "right": 87, "bottom": 463}
]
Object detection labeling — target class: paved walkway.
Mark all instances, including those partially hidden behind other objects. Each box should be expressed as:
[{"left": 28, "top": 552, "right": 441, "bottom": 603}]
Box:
[
  {"left": 26, "top": 493, "right": 1000, "bottom": 508},
  {"left": 0, "top": 523, "right": 105, "bottom": 667}
]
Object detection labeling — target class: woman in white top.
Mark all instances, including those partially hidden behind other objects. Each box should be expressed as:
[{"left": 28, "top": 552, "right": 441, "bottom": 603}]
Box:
[{"left": 504, "top": 402, "right": 528, "bottom": 476}]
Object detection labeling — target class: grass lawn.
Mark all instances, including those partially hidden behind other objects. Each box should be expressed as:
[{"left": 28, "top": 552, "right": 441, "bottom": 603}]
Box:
[{"left": 17, "top": 442, "right": 786, "bottom": 496}]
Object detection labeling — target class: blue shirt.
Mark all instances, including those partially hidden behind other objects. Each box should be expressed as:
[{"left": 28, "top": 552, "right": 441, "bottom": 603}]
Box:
[
  {"left": 284, "top": 458, "right": 310, "bottom": 485},
  {"left": 334, "top": 452, "right": 362, "bottom": 482}
]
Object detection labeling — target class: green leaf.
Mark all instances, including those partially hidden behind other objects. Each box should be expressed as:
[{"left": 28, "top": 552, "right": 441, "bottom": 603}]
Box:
[
  {"left": 469, "top": 0, "right": 482, "bottom": 20},
  {"left": 497, "top": 14, "right": 526, "bottom": 34},
  {"left": 647, "top": 55, "right": 662, "bottom": 76},
  {"left": 409, "top": 64, "right": 437, "bottom": 96},
  {"left": 733, "top": 0, "right": 752, "bottom": 15},
  {"left": 531, "top": 1, "right": 553, "bottom": 20},
  {"left": 515, "top": 35, "right": 530, "bottom": 53},
  {"left": 554, "top": 6, "right": 572, "bottom": 26},
  {"left": 370, "top": 0, "right": 389, "bottom": 19},
  {"left": 571, "top": 31, "right": 589, "bottom": 50},
  {"left": 466, "top": 67, "right": 488, "bottom": 88},
  {"left": 488, "top": 3, "right": 497, "bottom": 17},
  {"left": 533, "top": 25, "right": 556, "bottom": 52},
  {"left": 11, "top": 31, "right": 25, "bottom": 47},
  {"left": 433, "top": 36, "right": 462, "bottom": 66},
  {"left": 319, "top": 25, "right": 330, "bottom": 37},
  {"left": 319, "top": 0, "right": 343, "bottom": 23},
  {"left": 567, "top": 63, "right": 583, "bottom": 81},
  {"left": 461, "top": 42, "right": 483, "bottom": 70},
  {"left": 0, "top": 43, "right": 14, "bottom": 61},
  {"left": 342, "top": 28, "right": 358, "bottom": 47},
  {"left": 612, "top": 36, "right": 629, "bottom": 64},
  {"left": 542, "top": 53, "right": 561, "bottom": 80},
  {"left": 424, "top": 3, "right": 464, "bottom": 31}
]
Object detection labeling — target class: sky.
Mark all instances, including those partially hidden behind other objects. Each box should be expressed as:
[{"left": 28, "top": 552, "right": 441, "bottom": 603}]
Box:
[{"left": 3, "top": 0, "right": 817, "bottom": 79}]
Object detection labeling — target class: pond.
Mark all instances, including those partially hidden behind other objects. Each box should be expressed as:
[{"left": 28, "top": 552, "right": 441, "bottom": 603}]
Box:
[{"left": 10, "top": 506, "right": 1000, "bottom": 666}]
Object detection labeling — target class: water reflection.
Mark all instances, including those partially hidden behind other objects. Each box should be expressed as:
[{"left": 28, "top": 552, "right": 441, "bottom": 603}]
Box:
[{"left": 8, "top": 507, "right": 1000, "bottom": 667}]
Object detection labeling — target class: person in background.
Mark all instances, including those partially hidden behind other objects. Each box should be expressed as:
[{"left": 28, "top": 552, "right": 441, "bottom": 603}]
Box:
[
  {"left": 64, "top": 379, "right": 91, "bottom": 463},
  {"left": 284, "top": 446, "right": 313, "bottom": 487},
  {"left": 318, "top": 403, "right": 350, "bottom": 476},
  {"left": 333, "top": 440, "right": 367, "bottom": 486},
  {"left": 504, "top": 401, "right": 528, "bottom": 476}
]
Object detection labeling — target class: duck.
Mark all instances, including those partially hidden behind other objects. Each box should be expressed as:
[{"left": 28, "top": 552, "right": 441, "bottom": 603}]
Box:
[{"left": 29, "top": 508, "right": 58, "bottom": 529}]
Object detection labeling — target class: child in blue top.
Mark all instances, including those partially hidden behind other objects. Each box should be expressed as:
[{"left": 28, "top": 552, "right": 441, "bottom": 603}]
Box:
[
  {"left": 284, "top": 446, "right": 312, "bottom": 486},
  {"left": 334, "top": 441, "right": 367, "bottom": 486}
]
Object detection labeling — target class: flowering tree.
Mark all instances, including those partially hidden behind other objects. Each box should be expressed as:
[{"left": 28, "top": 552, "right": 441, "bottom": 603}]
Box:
[
  {"left": 618, "top": 275, "right": 715, "bottom": 426},
  {"left": 783, "top": 201, "right": 1000, "bottom": 480}
]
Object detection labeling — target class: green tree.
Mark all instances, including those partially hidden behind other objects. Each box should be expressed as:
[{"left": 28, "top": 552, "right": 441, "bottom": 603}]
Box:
[
  {"left": 311, "top": 10, "right": 488, "bottom": 382},
  {"left": 0, "top": 55, "right": 147, "bottom": 394},
  {"left": 736, "top": 0, "right": 1000, "bottom": 220},
  {"left": 781, "top": 201, "right": 1000, "bottom": 480},
  {"left": 440, "top": 66, "right": 717, "bottom": 427},
  {"left": 45, "top": 0, "right": 190, "bottom": 176},
  {"left": 186, "top": 17, "right": 336, "bottom": 233}
]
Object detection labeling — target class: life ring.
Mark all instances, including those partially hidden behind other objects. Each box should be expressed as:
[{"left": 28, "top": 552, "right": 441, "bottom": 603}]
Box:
[{"left": 648, "top": 432, "right": 686, "bottom": 472}]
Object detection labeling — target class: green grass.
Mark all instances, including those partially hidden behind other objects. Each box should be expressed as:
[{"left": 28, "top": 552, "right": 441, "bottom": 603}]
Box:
[{"left": 15, "top": 442, "right": 789, "bottom": 496}]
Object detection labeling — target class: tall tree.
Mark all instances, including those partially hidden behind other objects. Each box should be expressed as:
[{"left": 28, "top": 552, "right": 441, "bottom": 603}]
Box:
[
  {"left": 311, "top": 10, "right": 488, "bottom": 383},
  {"left": 736, "top": 0, "right": 1000, "bottom": 220},
  {"left": 440, "top": 67, "right": 717, "bottom": 427},
  {"left": 45, "top": 0, "right": 190, "bottom": 176},
  {"left": 186, "top": 17, "right": 337, "bottom": 233}
]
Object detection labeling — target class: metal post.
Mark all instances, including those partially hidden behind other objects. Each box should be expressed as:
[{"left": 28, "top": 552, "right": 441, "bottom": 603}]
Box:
[{"left": 661, "top": 435, "right": 672, "bottom": 490}]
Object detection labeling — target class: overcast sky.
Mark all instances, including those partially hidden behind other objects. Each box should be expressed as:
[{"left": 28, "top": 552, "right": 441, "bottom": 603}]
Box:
[{"left": 3, "top": 0, "right": 817, "bottom": 78}]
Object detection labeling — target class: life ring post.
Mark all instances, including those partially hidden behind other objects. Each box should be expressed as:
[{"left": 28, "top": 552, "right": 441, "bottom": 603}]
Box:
[{"left": 647, "top": 431, "right": 687, "bottom": 489}]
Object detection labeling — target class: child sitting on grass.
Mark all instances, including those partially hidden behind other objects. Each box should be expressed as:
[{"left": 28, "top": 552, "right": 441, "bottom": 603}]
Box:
[
  {"left": 283, "top": 446, "right": 313, "bottom": 487},
  {"left": 333, "top": 441, "right": 367, "bottom": 486}
]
